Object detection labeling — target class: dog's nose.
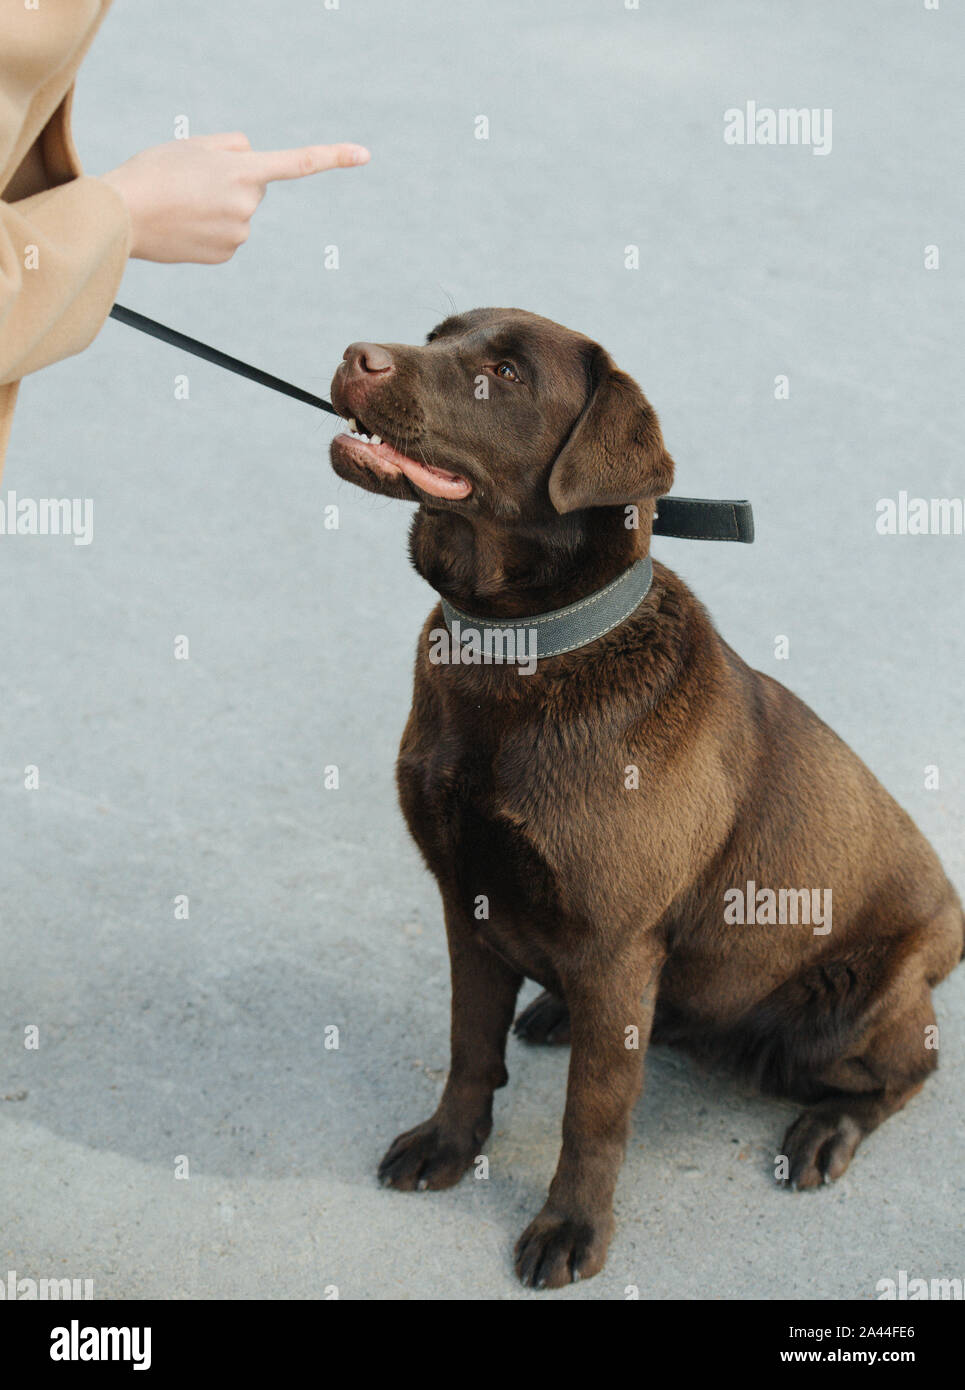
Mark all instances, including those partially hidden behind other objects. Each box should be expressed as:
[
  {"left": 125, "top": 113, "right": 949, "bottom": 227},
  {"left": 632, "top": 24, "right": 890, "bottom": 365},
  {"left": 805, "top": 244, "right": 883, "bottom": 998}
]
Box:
[{"left": 342, "top": 341, "right": 394, "bottom": 376}]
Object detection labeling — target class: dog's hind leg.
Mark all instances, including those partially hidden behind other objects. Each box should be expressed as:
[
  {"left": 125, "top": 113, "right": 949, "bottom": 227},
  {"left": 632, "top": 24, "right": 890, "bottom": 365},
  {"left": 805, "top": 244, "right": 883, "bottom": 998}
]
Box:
[
  {"left": 781, "top": 981, "right": 939, "bottom": 1190},
  {"left": 514, "top": 990, "right": 571, "bottom": 1045}
]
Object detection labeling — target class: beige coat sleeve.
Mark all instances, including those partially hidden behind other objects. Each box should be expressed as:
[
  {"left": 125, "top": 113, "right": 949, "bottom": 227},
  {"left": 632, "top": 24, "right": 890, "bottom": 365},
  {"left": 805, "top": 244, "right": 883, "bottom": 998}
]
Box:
[
  {"left": 0, "top": 168, "right": 131, "bottom": 385},
  {"left": 0, "top": 0, "right": 128, "bottom": 385}
]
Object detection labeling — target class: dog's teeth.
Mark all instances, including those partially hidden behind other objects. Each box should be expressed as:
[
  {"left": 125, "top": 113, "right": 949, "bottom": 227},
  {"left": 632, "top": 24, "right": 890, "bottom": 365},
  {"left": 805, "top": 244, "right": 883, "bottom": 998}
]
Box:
[
  {"left": 370, "top": 434, "right": 382, "bottom": 446},
  {"left": 347, "top": 417, "right": 357, "bottom": 433}
]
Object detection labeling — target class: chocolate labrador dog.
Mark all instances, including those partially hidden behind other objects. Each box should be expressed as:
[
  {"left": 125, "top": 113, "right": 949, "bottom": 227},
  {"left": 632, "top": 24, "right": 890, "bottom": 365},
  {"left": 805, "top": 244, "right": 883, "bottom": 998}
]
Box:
[{"left": 329, "top": 308, "right": 963, "bottom": 1290}]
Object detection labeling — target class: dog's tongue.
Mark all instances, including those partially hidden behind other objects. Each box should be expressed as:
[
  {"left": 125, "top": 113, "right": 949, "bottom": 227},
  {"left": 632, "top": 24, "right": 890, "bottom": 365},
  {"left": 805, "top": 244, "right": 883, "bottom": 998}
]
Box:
[{"left": 374, "top": 439, "right": 471, "bottom": 499}]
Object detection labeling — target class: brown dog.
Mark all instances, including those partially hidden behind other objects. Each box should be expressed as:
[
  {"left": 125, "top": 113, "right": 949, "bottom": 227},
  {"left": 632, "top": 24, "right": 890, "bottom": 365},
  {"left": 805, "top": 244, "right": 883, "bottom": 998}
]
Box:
[{"left": 329, "top": 308, "right": 963, "bottom": 1290}]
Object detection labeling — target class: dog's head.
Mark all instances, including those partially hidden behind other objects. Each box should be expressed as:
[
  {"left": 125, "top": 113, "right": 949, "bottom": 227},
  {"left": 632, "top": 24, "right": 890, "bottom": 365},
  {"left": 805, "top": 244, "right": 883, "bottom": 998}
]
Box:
[{"left": 329, "top": 308, "right": 674, "bottom": 522}]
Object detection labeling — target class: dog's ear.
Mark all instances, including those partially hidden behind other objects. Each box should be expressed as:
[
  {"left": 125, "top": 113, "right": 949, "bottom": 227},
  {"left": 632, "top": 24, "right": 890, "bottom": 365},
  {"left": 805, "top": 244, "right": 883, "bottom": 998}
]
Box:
[{"left": 547, "top": 345, "right": 674, "bottom": 514}]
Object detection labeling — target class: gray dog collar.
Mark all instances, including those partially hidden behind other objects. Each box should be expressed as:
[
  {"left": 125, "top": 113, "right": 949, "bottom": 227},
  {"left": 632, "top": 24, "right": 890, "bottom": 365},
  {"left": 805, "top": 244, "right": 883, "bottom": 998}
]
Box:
[{"left": 439, "top": 555, "right": 654, "bottom": 662}]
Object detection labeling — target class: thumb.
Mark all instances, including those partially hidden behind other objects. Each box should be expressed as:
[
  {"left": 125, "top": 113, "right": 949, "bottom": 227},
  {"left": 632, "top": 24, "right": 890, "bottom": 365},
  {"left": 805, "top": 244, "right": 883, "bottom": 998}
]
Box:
[{"left": 248, "top": 143, "right": 370, "bottom": 182}]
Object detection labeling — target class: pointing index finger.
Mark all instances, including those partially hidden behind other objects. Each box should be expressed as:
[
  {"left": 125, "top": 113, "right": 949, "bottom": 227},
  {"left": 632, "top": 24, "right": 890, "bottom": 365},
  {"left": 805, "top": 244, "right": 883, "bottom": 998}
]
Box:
[{"left": 247, "top": 143, "right": 370, "bottom": 182}]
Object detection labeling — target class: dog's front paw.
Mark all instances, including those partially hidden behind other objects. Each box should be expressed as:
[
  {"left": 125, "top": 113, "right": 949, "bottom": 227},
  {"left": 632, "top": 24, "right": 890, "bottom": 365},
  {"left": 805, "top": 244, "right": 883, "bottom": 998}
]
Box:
[
  {"left": 514, "top": 1208, "right": 613, "bottom": 1289},
  {"left": 378, "top": 1117, "right": 483, "bottom": 1192}
]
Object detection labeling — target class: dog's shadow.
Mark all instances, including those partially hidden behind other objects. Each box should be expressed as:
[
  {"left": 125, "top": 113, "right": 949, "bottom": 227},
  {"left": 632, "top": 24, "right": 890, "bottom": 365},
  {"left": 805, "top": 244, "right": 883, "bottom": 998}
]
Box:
[
  {"left": 493, "top": 992, "right": 800, "bottom": 1204},
  {"left": 7, "top": 943, "right": 782, "bottom": 1188},
  {"left": 8, "top": 943, "right": 958, "bottom": 1204},
  {"left": 6, "top": 949, "right": 453, "bottom": 1184}
]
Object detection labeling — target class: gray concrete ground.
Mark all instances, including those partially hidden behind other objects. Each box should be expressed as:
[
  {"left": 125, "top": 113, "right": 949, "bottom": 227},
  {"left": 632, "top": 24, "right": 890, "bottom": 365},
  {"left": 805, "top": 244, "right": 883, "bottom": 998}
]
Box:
[{"left": 1, "top": 0, "right": 963, "bottom": 1299}]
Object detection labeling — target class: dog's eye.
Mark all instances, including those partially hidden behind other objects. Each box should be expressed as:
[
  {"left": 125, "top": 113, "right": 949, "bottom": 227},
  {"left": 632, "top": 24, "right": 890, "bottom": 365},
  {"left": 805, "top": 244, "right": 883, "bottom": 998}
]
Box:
[{"left": 495, "top": 362, "right": 521, "bottom": 382}]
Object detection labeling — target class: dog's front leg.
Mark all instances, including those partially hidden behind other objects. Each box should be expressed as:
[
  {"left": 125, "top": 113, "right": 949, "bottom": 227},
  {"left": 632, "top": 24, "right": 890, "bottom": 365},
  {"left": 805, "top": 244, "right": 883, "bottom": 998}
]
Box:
[
  {"left": 514, "top": 956, "right": 662, "bottom": 1289},
  {"left": 378, "top": 908, "right": 522, "bottom": 1192}
]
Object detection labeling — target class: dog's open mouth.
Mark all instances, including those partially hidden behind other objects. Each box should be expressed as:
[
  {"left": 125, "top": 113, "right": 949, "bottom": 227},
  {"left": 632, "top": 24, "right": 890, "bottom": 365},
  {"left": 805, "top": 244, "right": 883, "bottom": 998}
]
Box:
[{"left": 335, "top": 417, "right": 472, "bottom": 500}]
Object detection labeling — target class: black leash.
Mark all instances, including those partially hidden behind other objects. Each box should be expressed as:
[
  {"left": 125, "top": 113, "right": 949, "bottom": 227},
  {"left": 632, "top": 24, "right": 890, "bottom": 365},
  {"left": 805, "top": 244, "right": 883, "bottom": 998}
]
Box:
[
  {"left": 653, "top": 495, "right": 754, "bottom": 543},
  {"left": 109, "top": 302, "right": 753, "bottom": 542},
  {"left": 109, "top": 302, "right": 338, "bottom": 415}
]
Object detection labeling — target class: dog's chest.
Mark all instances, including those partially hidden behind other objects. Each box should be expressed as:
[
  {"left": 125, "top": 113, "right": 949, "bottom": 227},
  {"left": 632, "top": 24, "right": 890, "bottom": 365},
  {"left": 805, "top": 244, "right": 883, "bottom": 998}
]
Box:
[
  {"left": 398, "top": 716, "right": 553, "bottom": 899},
  {"left": 396, "top": 697, "right": 568, "bottom": 981}
]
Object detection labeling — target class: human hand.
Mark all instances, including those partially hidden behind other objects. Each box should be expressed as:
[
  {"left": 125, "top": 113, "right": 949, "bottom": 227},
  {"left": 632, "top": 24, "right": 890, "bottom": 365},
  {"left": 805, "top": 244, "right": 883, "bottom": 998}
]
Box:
[{"left": 101, "top": 132, "right": 370, "bottom": 264}]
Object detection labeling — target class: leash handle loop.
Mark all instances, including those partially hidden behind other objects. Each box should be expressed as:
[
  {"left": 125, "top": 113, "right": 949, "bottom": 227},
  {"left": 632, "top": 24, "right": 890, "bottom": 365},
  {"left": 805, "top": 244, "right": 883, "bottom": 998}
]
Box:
[{"left": 654, "top": 496, "right": 755, "bottom": 543}]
